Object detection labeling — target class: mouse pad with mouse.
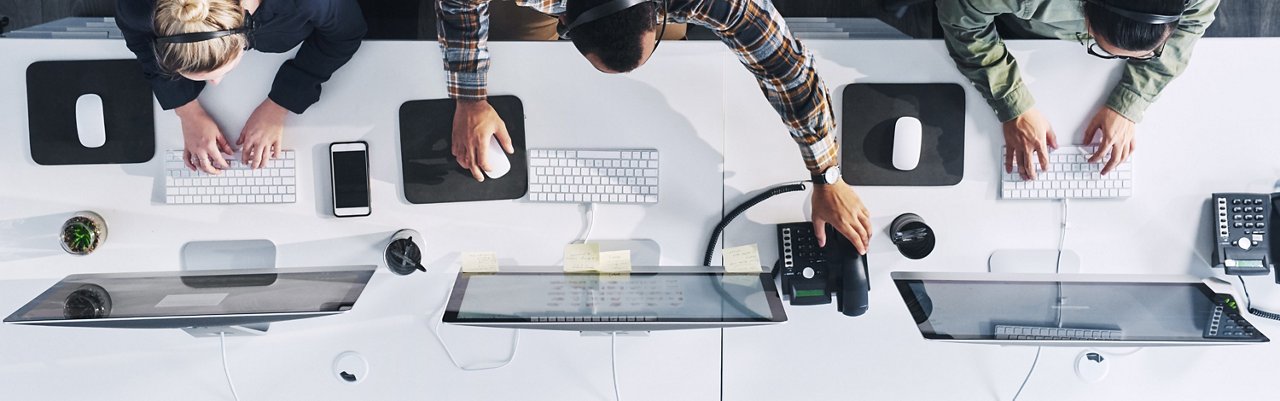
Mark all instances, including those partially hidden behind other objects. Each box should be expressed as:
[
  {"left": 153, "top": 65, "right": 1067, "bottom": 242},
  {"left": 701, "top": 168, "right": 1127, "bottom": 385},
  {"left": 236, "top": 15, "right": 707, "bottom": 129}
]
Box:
[
  {"left": 841, "top": 83, "right": 965, "bottom": 186},
  {"left": 27, "top": 60, "right": 155, "bottom": 165},
  {"left": 398, "top": 95, "right": 528, "bottom": 204}
]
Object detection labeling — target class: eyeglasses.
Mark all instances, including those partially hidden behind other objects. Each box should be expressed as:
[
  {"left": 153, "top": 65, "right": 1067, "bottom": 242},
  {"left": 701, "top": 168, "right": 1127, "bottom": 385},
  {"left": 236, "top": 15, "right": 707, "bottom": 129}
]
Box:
[{"left": 1086, "top": 40, "right": 1162, "bottom": 61}]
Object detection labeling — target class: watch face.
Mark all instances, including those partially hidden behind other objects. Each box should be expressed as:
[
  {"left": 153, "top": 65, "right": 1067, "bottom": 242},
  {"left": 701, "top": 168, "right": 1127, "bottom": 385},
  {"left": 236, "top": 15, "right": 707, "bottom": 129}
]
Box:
[{"left": 825, "top": 166, "right": 841, "bottom": 184}]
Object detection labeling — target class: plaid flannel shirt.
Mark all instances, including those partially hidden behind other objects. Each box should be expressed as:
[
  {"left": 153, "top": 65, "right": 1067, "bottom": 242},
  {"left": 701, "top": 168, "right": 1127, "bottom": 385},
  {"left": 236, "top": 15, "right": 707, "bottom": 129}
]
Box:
[{"left": 437, "top": 0, "right": 838, "bottom": 174}]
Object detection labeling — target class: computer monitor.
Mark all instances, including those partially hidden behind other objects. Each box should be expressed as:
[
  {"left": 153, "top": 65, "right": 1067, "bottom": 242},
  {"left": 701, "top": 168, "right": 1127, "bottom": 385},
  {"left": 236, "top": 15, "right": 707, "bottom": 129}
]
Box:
[
  {"left": 4, "top": 265, "right": 374, "bottom": 336},
  {"left": 443, "top": 266, "right": 787, "bottom": 331},
  {"left": 891, "top": 272, "right": 1270, "bottom": 346}
]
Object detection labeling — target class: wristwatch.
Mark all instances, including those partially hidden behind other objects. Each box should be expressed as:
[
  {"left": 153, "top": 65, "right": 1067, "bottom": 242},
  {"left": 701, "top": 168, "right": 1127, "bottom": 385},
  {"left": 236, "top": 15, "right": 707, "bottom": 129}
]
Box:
[{"left": 811, "top": 165, "right": 841, "bottom": 185}]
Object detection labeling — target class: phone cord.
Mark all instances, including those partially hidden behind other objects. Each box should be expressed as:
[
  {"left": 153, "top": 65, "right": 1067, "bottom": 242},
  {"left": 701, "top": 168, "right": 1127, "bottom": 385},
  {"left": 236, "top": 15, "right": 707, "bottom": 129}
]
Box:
[{"left": 702, "top": 182, "right": 808, "bottom": 267}]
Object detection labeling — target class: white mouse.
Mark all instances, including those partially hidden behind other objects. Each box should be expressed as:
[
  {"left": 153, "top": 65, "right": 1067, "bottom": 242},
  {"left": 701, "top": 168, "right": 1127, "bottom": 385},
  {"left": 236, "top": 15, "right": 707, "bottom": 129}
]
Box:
[
  {"left": 75, "top": 93, "right": 106, "bottom": 148},
  {"left": 483, "top": 135, "right": 511, "bottom": 179},
  {"left": 892, "top": 116, "right": 922, "bottom": 171}
]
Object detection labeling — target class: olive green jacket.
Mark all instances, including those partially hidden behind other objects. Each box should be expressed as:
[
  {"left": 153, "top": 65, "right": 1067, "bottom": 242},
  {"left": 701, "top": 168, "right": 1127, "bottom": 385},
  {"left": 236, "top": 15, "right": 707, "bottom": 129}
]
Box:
[{"left": 938, "top": 0, "right": 1218, "bottom": 123}]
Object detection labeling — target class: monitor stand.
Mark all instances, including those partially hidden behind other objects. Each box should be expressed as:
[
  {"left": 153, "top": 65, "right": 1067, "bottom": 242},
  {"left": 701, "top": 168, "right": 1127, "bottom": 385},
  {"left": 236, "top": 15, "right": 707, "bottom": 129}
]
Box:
[
  {"left": 988, "top": 249, "right": 1081, "bottom": 274},
  {"left": 181, "top": 239, "right": 277, "bottom": 272},
  {"left": 182, "top": 323, "right": 270, "bottom": 338}
]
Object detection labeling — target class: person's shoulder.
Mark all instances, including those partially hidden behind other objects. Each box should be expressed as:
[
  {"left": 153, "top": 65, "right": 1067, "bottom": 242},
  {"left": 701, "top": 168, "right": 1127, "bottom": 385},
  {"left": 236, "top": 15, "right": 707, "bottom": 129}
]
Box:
[
  {"left": 115, "top": 0, "right": 159, "bottom": 30},
  {"left": 286, "top": 0, "right": 353, "bottom": 17}
]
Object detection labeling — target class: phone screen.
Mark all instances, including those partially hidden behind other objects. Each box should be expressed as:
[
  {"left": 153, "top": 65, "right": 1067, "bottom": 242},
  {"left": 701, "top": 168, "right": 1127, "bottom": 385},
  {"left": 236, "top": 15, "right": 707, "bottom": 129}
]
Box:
[{"left": 332, "top": 149, "right": 370, "bottom": 209}]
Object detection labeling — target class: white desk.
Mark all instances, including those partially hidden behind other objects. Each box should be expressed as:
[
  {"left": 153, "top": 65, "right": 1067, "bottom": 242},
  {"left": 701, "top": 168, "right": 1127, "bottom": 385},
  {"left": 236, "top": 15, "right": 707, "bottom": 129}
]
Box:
[
  {"left": 0, "top": 39, "right": 728, "bottom": 401},
  {"left": 2, "top": 37, "right": 1280, "bottom": 401},
  {"left": 721, "top": 39, "right": 1280, "bottom": 400}
]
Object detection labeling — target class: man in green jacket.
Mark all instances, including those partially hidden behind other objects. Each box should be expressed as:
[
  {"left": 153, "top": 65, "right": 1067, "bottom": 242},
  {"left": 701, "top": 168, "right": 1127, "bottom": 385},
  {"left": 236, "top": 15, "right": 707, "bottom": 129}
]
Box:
[{"left": 938, "top": 0, "right": 1217, "bottom": 180}]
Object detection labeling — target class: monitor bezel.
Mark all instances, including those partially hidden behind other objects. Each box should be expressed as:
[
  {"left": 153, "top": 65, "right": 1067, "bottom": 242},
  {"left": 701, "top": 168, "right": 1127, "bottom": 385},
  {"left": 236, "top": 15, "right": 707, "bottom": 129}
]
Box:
[
  {"left": 4, "top": 265, "right": 375, "bottom": 329},
  {"left": 890, "top": 272, "right": 1270, "bottom": 346},
  {"left": 443, "top": 266, "right": 788, "bottom": 330}
]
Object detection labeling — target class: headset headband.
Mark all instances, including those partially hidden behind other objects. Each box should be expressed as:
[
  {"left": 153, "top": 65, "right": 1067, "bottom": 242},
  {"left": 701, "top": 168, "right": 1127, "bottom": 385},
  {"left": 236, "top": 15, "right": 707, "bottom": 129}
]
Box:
[
  {"left": 1085, "top": 0, "right": 1182, "bottom": 25},
  {"left": 153, "top": 12, "right": 256, "bottom": 49},
  {"left": 563, "top": 0, "right": 655, "bottom": 34}
]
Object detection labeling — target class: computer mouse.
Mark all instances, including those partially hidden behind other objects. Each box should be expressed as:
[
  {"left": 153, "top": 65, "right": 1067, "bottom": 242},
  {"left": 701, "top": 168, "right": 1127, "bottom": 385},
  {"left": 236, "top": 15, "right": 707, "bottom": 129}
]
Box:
[
  {"left": 75, "top": 93, "right": 106, "bottom": 148},
  {"left": 892, "top": 116, "right": 922, "bottom": 171},
  {"left": 483, "top": 135, "right": 511, "bottom": 179}
]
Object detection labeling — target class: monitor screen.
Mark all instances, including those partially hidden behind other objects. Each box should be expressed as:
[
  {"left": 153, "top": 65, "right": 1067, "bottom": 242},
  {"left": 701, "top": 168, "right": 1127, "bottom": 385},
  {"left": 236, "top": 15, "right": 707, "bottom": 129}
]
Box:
[
  {"left": 893, "top": 274, "right": 1269, "bottom": 343},
  {"left": 5, "top": 266, "right": 374, "bottom": 328},
  {"left": 444, "top": 268, "right": 786, "bottom": 328}
]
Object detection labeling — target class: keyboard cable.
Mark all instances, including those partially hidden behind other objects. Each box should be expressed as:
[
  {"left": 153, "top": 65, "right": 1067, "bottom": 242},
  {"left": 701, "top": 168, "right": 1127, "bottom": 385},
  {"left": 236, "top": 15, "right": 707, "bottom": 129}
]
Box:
[
  {"left": 1012, "top": 198, "right": 1069, "bottom": 401},
  {"left": 219, "top": 332, "right": 242, "bottom": 401},
  {"left": 611, "top": 332, "right": 622, "bottom": 401}
]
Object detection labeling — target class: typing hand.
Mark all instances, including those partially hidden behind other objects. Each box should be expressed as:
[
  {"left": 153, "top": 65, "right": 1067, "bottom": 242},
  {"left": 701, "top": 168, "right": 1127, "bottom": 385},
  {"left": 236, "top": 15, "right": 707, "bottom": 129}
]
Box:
[
  {"left": 237, "top": 99, "right": 288, "bottom": 169},
  {"left": 175, "top": 100, "right": 233, "bottom": 175},
  {"left": 1002, "top": 108, "right": 1058, "bottom": 180},
  {"left": 1084, "top": 107, "right": 1136, "bottom": 175},
  {"left": 811, "top": 180, "right": 872, "bottom": 255},
  {"left": 452, "top": 99, "right": 513, "bottom": 182}
]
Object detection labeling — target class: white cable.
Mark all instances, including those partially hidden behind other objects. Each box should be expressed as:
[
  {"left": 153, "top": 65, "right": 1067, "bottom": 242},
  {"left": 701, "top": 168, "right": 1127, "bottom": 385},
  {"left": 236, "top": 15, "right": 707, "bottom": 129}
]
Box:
[
  {"left": 580, "top": 202, "right": 596, "bottom": 244},
  {"left": 1011, "top": 346, "right": 1041, "bottom": 401},
  {"left": 219, "top": 332, "right": 241, "bottom": 401},
  {"left": 1013, "top": 199, "right": 1069, "bottom": 401},
  {"left": 429, "top": 290, "right": 520, "bottom": 371},
  {"left": 611, "top": 332, "right": 621, "bottom": 401}
]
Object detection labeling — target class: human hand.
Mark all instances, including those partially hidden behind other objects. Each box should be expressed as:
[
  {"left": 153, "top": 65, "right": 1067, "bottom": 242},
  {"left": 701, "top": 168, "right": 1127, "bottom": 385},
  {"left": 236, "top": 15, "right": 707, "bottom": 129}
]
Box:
[
  {"left": 1002, "top": 108, "right": 1059, "bottom": 180},
  {"left": 175, "top": 100, "right": 233, "bottom": 175},
  {"left": 1083, "top": 107, "right": 1136, "bottom": 175},
  {"left": 811, "top": 180, "right": 872, "bottom": 255},
  {"left": 452, "top": 99, "right": 513, "bottom": 182},
  {"left": 236, "top": 99, "right": 288, "bottom": 169}
]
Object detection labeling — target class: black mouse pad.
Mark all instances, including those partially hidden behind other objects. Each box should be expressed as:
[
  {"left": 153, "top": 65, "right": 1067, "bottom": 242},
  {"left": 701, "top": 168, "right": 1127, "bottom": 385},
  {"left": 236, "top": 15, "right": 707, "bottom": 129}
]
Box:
[
  {"left": 398, "top": 95, "right": 528, "bottom": 204},
  {"left": 27, "top": 60, "right": 155, "bottom": 165},
  {"left": 841, "top": 83, "right": 965, "bottom": 186}
]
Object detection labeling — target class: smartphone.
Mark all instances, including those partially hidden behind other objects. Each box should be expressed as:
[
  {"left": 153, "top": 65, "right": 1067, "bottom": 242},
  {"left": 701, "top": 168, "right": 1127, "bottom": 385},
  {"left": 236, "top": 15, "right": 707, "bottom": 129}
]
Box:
[{"left": 330, "top": 141, "right": 371, "bottom": 217}]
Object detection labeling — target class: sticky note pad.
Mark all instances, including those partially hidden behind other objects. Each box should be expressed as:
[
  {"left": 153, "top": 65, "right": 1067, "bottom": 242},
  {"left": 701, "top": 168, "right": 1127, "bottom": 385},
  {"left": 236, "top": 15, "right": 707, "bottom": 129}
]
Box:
[
  {"left": 598, "top": 250, "right": 632, "bottom": 273},
  {"left": 461, "top": 251, "right": 499, "bottom": 273},
  {"left": 564, "top": 243, "right": 600, "bottom": 272},
  {"left": 723, "top": 244, "right": 762, "bottom": 273}
]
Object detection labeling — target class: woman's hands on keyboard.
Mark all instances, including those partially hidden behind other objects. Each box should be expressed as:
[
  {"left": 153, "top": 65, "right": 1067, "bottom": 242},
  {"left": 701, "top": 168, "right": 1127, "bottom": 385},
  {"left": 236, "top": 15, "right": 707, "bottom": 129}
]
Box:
[
  {"left": 175, "top": 100, "right": 234, "bottom": 175},
  {"left": 238, "top": 99, "right": 289, "bottom": 169}
]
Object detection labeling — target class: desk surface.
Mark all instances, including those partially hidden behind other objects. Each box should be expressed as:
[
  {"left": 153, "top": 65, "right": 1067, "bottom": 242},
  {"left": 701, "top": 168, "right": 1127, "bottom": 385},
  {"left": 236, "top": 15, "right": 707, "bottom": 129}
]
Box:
[
  {"left": 721, "top": 39, "right": 1280, "bottom": 400},
  {"left": 2, "top": 37, "right": 1280, "bottom": 400}
]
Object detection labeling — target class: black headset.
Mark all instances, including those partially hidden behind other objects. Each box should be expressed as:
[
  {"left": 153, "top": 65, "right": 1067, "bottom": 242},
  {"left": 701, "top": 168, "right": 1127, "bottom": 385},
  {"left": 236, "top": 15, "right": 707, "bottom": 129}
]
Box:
[
  {"left": 558, "top": 0, "right": 664, "bottom": 39},
  {"left": 153, "top": 11, "right": 256, "bottom": 50},
  {"left": 1084, "top": 0, "right": 1184, "bottom": 25}
]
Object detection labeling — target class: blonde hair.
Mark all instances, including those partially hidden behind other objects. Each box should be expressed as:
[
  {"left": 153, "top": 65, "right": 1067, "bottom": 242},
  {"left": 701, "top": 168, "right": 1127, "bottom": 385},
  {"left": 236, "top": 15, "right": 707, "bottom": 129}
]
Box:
[{"left": 152, "top": 0, "right": 246, "bottom": 75}]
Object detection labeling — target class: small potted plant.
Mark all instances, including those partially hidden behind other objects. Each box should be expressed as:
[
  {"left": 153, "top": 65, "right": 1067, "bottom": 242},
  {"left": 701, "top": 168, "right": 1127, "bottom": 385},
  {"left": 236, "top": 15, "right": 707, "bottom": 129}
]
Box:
[{"left": 60, "top": 211, "right": 107, "bottom": 255}]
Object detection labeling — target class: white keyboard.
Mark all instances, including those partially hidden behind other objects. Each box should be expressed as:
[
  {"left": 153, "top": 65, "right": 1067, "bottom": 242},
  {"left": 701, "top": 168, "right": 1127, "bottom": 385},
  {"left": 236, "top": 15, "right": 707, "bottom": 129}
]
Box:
[
  {"left": 163, "top": 150, "right": 298, "bottom": 205},
  {"left": 994, "top": 325, "right": 1123, "bottom": 341},
  {"left": 527, "top": 148, "right": 659, "bottom": 204},
  {"left": 1000, "top": 146, "right": 1132, "bottom": 200}
]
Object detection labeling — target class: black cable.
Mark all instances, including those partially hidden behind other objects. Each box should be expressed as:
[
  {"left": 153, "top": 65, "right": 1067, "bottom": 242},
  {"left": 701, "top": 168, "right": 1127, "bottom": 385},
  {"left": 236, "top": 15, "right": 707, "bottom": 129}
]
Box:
[
  {"left": 1237, "top": 276, "right": 1280, "bottom": 322},
  {"left": 703, "top": 183, "right": 807, "bottom": 267}
]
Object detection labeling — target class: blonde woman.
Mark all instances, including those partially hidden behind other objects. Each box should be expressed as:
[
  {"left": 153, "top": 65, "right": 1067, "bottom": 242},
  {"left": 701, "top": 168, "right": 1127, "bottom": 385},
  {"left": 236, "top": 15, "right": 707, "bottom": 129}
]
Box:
[{"left": 117, "top": 0, "right": 366, "bottom": 173}]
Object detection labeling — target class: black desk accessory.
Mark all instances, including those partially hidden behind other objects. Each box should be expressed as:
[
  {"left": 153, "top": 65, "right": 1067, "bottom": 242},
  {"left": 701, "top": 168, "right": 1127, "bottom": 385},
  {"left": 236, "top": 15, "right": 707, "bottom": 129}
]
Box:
[
  {"left": 891, "top": 213, "right": 935, "bottom": 260},
  {"left": 840, "top": 83, "right": 965, "bottom": 186},
  {"left": 1210, "top": 193, "right": 1272, "bottom": 277},
  {"left": 385, "top": 229, "right": 425, "bottom": 276},
  {"left": 776, "top": 222, "right": 870, "bottom": 317},
  {"left": 398, "top": 96, "right": 528, "bottom": 204},
  {"left": 26, "top": 60, "right": 155, "bottom": 165},
  {"left": 700, "top": 181, "right": 870, "bottom": 317}
]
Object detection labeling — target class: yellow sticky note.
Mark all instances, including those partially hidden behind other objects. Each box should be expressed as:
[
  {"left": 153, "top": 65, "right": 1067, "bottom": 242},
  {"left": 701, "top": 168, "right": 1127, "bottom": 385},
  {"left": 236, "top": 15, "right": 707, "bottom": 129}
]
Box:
[
  {"left": 460, "top": 251, "right": 499, "bottom": 273},
  {"left": 564, "top": 243, "right": 600, "bottom": 272},
  {"left": 723, "top": 244, "right": 762, "bottom": 273},
  {"left": 598, "top": 250, "right": 632, "bottom": 273}
]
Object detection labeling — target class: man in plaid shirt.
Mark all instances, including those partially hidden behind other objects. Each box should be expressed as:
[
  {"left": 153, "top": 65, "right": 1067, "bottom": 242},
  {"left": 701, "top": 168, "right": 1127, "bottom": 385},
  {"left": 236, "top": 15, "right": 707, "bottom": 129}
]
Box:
[{"left": 438, "top": 0, "right": 872, "bottom": 253}]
